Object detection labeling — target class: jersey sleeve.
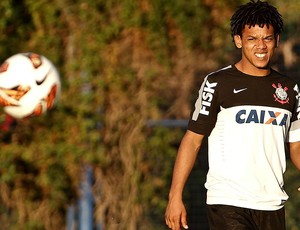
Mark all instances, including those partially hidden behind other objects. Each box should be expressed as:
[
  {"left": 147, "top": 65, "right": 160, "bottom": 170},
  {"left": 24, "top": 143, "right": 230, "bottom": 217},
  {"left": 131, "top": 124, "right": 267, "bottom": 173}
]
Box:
[
  {"left": 288, "top": 84, "right": 300, "bottom": 142},
  {"left": 188, "top": 75, "right": 220, "bottom": 136}
]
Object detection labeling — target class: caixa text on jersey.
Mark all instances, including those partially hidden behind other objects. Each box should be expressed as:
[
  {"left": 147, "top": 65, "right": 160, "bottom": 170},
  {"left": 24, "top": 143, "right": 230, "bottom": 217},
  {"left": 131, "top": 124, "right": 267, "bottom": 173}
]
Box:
[{"left": 236, "top": 109, "right": 288, "bottom": 126}]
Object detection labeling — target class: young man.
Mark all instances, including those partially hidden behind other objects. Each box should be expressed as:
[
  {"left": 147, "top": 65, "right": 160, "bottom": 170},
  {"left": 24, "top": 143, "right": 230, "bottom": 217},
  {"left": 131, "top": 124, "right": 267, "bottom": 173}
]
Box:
[{"left": 165, "top": 1, "right": 300, "bottom": 229}]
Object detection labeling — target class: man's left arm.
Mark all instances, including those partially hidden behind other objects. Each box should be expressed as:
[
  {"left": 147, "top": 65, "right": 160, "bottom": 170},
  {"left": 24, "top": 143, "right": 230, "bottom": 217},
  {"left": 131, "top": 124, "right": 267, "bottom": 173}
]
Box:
[
  {"left": 289, "top": 141, "right": 300, "bottom": 191},
  {"left": 290, "top": 141, "right": 300, "bottom": 170}
]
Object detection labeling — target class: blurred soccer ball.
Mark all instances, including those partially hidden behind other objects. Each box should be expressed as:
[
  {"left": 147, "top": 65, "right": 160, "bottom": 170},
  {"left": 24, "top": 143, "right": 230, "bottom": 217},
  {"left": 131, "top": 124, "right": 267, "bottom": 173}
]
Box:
[{"left": 0, "top": 52, "right": 61, "bottom": 119}]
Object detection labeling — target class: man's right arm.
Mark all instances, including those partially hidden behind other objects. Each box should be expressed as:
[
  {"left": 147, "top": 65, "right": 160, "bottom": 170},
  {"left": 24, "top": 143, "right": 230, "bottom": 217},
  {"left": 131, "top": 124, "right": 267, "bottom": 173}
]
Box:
[{"left": 165, "top": 130, "right": 204, "bottom": 230}]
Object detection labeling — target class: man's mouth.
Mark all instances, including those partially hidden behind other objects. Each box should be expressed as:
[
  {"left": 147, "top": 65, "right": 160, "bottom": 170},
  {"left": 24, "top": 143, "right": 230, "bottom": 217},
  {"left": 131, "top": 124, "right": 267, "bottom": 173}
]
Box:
[{"left": 255, "top": 53, "right": 267, "bottom": 58}]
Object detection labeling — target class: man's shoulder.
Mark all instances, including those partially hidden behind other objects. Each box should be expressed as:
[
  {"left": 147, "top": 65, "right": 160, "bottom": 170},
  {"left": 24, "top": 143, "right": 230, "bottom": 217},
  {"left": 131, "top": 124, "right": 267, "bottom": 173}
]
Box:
[
  {"left": 270, "top": 68, "right": 298, "bottom": 85},
  {"left": 209, "top": 65, "right": 233, "bottom": 75},
  {"left": 205, "top": 65, "right": 236, "bottom": 81}
]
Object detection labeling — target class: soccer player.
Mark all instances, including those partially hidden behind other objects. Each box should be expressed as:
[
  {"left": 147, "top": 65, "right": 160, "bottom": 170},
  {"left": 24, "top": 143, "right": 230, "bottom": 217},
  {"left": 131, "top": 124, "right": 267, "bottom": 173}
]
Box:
[{"left": 165, "top": 1, "right": 300, "bottom": 229}]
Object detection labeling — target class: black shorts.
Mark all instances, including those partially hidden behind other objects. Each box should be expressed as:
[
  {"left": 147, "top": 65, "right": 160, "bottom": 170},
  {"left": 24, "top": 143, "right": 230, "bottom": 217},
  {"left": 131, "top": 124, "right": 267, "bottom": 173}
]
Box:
[{"left": 207, "top": 204, "right": 286, "bottom": 230}]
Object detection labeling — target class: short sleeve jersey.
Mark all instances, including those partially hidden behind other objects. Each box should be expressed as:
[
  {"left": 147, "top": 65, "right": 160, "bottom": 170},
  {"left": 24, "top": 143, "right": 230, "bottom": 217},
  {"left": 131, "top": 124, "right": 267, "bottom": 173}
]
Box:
[{"left": 188, "top": 65, "right": 300, "bottom": 211}]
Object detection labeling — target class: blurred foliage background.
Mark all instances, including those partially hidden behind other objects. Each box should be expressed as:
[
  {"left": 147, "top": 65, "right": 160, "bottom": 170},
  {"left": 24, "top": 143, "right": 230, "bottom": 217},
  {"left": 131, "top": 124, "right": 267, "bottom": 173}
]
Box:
[{"left": 0, "top": 0, "right": 299, "bottom": 229}]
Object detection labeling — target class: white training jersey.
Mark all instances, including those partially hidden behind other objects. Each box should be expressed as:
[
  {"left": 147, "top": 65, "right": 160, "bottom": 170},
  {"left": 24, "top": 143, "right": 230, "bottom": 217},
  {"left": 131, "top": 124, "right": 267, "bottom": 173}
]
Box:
[{"left": 188, "top": 65, "right": 300, "bottom": 211}]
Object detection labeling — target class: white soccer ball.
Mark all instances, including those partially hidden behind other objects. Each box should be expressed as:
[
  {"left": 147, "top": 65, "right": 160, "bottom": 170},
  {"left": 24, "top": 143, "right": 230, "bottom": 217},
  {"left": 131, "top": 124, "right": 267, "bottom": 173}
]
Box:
[{"left": 0, "top": 52, "right": 61, "bottom": 119}]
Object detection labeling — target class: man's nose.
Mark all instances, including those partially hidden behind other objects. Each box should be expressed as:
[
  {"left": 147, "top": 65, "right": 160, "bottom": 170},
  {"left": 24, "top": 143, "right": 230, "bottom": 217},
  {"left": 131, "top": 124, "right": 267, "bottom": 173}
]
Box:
[{"left": 256, "top": 38, "right": 267, "bottom": 48}]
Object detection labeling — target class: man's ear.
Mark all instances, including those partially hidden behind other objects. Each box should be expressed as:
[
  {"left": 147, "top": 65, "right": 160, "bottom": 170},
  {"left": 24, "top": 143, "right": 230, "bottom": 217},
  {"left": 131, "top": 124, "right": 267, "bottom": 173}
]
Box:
[
  {"left": 234, "top": 35, "right": 242, "bottom": 48},
  {"left": 275, "top": 35, "right": 280, "bottom": 48}
]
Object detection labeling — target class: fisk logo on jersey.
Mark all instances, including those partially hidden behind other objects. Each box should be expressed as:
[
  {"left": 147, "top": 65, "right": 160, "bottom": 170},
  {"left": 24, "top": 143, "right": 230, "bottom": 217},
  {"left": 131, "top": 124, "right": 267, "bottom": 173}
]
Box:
[
  {"left": 192, "top": 80, "right": 217, "bottom": 120},
  {"left": 236, "top": 109, "right": 288, "bottom": 126},
  {"left": 200, "top": 80, "right": 217, "bottom": 115}
]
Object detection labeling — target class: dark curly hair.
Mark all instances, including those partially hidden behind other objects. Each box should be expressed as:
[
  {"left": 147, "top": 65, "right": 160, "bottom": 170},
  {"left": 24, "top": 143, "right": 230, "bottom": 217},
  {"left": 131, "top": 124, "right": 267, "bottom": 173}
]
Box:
[{"left": 230, "top": 0, "right": 283, "bottom": 38}]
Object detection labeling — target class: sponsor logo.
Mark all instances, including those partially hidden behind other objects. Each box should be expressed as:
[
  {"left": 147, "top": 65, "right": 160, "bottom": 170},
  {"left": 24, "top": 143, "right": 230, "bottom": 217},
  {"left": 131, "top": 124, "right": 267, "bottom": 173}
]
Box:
[
  {"left": 236, "top": 109, "right": 288, "bottom": 126},
  {"left": 191, "top": 79, "right": 217, "bottom": 120},
  {"left": 233, "top": 88, "right": 247, "bottom": 94},
  {"left": 272, "top": 83, "right": 289, "bottom": 105},
  {"left": 199, "top": 80, "right": 217, "bottom": 116}
]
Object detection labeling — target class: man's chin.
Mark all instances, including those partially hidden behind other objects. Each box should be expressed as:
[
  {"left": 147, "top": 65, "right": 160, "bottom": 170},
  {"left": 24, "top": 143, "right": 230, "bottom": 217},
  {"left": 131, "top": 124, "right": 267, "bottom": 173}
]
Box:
[{"left": 256, "top": 64, "right": 270, "bottom": 70}]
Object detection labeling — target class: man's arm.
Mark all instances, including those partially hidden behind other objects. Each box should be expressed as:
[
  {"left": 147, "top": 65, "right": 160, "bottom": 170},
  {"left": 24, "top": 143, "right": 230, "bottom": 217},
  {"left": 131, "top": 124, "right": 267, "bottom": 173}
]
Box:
[
  {"left": 289, "top": 141, "right": 300, "bottom": 170},
  {"left": 289, "top": 141, "right": 300, "bottom": 191},
  {"left": 165, "top": 130, "right": 204, "bottom": 230}
]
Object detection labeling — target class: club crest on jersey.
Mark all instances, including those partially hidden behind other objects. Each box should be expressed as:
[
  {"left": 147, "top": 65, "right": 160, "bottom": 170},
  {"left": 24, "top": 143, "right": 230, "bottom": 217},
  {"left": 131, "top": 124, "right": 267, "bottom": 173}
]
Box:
[{"left": 272, "top": 83, "right": 289, "bottom": 105}]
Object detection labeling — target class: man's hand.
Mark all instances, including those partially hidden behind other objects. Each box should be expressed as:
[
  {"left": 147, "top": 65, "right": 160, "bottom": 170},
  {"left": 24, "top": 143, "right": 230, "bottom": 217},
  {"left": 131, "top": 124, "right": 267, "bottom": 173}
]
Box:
[
  {"left": 165, "top": 131, "right": 204, "bottom": 229},
  {"left": 165, "top": 197, "right": 188, "bottom": 230}
]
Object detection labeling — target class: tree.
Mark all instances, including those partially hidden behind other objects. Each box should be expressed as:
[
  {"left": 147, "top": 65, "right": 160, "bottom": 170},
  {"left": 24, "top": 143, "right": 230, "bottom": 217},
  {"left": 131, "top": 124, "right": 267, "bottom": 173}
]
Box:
[{"left": 0, "top": 0, "right": 299, "bottom": 229}]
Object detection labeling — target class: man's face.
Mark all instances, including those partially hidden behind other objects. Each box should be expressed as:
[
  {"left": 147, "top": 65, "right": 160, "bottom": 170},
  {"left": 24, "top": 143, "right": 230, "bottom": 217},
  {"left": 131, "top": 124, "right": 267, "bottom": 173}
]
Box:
[{"left": 234, "top": 24, "right": 279, "bottom": 76}]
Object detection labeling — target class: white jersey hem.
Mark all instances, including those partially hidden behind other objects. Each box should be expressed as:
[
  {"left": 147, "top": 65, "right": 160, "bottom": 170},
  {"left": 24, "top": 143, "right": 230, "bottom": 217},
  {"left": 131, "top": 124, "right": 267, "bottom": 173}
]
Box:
[{"left": 207, "top": 197, "right": 285, "bottom": 211}]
